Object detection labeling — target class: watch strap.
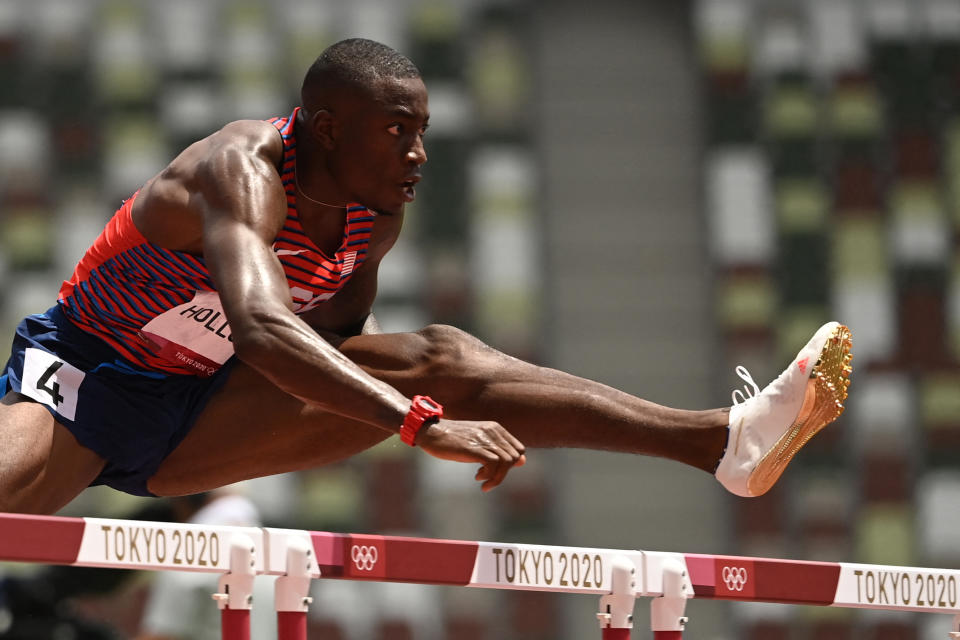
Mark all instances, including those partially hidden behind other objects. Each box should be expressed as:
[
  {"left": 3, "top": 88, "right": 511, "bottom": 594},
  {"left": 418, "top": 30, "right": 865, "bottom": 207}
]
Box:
[{"left": 400, "top": 395, "right": 443, "bottom": 446}]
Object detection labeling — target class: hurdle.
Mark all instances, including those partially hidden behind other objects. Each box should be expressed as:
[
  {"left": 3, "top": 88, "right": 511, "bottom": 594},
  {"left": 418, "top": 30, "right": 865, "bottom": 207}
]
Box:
[{"left": 2, "top": 513, "right": 959, "bottom": 639}]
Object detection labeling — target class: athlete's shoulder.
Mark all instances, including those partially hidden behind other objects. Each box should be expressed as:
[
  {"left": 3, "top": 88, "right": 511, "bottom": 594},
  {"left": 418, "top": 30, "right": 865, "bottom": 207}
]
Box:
[{"left": 206, "top": 119, "right": 284, "bottom": 160}]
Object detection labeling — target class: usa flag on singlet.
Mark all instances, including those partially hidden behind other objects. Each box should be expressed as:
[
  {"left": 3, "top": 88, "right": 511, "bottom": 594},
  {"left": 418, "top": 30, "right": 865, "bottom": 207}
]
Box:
[{"left": 57, "top": 107, "right": 374, "bottom": 376}]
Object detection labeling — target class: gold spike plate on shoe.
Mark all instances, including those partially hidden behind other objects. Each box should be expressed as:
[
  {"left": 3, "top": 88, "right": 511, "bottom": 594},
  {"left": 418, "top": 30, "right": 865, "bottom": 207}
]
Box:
[{"left": 746, "top": 324, "right": 853, "bottom": 497}]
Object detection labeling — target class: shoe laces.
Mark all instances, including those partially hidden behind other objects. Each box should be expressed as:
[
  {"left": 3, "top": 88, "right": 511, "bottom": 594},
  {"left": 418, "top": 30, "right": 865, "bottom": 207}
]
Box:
[{"left": 731, "top": 365, "right": 760, "bottom": 406}]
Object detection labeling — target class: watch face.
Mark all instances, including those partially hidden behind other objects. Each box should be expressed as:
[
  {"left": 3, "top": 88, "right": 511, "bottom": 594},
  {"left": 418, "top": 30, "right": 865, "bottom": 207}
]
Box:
[{"left": 417, "top": 397, "right": 440, "bottom": 412}]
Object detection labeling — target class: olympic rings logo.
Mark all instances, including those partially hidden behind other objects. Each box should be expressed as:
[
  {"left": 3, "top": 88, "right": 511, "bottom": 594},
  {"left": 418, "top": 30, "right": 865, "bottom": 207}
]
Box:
[
  {"left": 351, "top": 544, "right": 379, "bottom": 571},
  {"left": 722, "top": 566, "right": 748, "bottom": 592}
]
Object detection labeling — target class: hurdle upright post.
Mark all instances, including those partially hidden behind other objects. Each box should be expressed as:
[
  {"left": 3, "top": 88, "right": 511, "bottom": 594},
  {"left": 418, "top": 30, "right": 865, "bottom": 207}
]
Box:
[
  {"left": 596, "top": 555, "right": 637, "bottom": 639},
  {"left": 950, "top": 614, "right": 960, "bottom": 639},
  {"left": 649, "top": 558, "right": 689, "bottom": 640},
  {"left": 212, "top": 533, "right": 257, "bottom": 640},
  {"left": 273, "top": 534, "right": 317, "bottom": 640}
]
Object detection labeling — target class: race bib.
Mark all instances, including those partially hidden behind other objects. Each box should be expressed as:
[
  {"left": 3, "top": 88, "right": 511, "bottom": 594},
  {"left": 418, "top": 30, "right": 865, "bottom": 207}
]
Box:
[
  {"left": 22, "top": 348, "right": 85, "bottom": 421},
  {"left": 139, "top": 291, "right": 234, "bottom": 377}
]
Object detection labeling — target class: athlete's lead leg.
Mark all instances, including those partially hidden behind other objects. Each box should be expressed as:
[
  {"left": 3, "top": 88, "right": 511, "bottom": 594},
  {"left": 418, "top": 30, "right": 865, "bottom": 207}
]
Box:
[
  {"left": 151, "top": 322, "right": 851, "bottom": 498},
  {"left": 150, "top": 325, "right": 729, "bottom": 496},
  {"left": 338, "top": 325, "right": 732, "bottom": 472},
  {"left": 337, "top": 322, "right": 853, "bottom": 497}
]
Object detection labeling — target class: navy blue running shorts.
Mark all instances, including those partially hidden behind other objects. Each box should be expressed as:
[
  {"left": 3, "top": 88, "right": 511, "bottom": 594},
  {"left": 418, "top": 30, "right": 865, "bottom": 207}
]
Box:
[{"left": 0, "top": 304, "right": 235, "bottom": 496}]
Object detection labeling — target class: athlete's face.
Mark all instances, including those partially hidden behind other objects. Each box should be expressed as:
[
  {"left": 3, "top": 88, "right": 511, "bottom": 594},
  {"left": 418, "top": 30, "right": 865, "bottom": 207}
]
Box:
[{"left": 331, "top": 76, "right": 429, "bottom": 216}]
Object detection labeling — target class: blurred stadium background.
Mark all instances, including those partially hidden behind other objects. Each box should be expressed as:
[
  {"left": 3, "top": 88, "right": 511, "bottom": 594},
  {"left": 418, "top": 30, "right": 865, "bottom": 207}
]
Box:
[{"left": 1, "top": 0, "right": 960, "bottom": 638}]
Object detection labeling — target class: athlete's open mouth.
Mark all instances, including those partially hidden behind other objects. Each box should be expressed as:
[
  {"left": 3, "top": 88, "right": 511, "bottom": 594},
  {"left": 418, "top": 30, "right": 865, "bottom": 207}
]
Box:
[{"left": 401, "top": 176, "right": 420, "bottom": 202}]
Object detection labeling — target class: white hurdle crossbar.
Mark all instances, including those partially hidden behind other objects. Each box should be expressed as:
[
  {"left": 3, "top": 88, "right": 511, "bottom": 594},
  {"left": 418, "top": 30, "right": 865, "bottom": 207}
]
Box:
[{"left": 2, "top": 513, "right": 959, "bottom": 639}]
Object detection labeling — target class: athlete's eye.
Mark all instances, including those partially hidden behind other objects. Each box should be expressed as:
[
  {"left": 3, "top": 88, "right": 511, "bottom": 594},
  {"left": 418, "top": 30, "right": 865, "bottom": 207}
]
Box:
[{"left": 388, "top": 124, "right": 401, "bottom": 136}]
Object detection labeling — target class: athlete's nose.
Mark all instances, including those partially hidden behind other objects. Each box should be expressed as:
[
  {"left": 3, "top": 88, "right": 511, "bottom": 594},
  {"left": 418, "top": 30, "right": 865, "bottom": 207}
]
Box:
[{"left": 407, "top": 136, "right": 427, "bottom": 166}]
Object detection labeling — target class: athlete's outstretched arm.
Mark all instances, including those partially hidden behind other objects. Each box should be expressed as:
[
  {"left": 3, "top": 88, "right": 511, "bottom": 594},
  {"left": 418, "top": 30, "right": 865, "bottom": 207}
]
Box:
[
  {"left": 195, "top": 145, "right": 403, "bottom": 426},
  {"left": 188, "top": 126, "right": 524, "bottom": 489}
]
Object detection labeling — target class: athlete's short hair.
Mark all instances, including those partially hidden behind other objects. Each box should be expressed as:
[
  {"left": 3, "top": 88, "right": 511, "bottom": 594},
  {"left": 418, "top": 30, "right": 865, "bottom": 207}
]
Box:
[{"left": 301, "top": 38, "right": 421, "bottom": 108}]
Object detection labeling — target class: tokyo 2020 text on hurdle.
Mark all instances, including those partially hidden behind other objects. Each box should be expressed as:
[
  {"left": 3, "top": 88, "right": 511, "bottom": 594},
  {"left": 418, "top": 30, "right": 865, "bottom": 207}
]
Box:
[{"left": 1, "top": 512, "right": 959, "bottom": 640}]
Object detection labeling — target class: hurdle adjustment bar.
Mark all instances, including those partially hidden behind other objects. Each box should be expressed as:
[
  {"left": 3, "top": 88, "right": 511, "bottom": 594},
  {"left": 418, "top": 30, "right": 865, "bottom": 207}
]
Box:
[
  {"left": 212, "top": 533, "right": 257, "bottom": 640},
  {"left": 270, "top": 530, "right": 320, "bottom": 640},
  {"left": 649, "top": 557, "right": 691, "bottom": 640},
  {"left": 597, "top": 555, "right": 637, "bottom": 639}
]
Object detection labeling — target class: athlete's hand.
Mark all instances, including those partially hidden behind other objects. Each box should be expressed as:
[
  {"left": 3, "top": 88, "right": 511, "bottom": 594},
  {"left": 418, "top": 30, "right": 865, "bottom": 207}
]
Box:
[{"left": 414, "top": 419, "right": 526, "bottom": 492}]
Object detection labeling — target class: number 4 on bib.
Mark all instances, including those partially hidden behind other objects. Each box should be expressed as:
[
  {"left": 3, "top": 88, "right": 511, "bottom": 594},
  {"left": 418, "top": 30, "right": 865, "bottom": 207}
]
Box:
[
  {"left": 22, "top": 348, "right": 85, "bottom": 421},
  {"left": 37, "top": 360, "right": 65, "bottom": 405}
]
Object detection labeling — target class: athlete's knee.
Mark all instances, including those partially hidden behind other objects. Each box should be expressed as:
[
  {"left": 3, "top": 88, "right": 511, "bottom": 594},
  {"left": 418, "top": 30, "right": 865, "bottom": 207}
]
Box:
[
  {"left": 0, "top": 465, "right": 42, "bottom": 513},
  {"left": 0, "top": 407, "right": 46, "bottom": 513},
  {"left": 414, "top": 324, "right": 499, "bottom": 385},
  {"left": 0, "top": 453, "right": 65, "bottom": 514},
  {"left": 0, "top": 402, "right": 103, "bottom": 514},
  {"left": 417, "top": 324, "right": 473, "bottom": 364}
]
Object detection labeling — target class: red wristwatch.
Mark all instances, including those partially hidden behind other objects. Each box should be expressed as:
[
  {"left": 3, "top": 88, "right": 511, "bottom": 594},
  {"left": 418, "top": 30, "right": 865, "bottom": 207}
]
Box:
[{"left": 400, "top": 395, "right": 443, "bottom": 446}]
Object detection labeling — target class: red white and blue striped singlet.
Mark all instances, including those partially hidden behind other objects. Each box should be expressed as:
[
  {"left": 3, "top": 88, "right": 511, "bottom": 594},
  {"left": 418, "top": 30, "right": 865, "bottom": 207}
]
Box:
[{"left": 58, "top": 107, "right": 374, "bottom": 377}]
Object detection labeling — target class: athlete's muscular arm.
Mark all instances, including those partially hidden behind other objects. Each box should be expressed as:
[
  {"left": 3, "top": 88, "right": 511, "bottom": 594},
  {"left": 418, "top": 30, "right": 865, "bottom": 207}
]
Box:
[
  {"left": 175, "top": 123, "right": 523, "bottom": 490},
  {"left": 188, "top": 124, "right": 411, "bottom": 431}
]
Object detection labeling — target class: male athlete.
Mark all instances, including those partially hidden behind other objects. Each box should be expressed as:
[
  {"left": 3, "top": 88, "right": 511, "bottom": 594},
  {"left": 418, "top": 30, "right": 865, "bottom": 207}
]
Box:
[{"left": 0, "top": 39, "right": 852, "bottom": 515}]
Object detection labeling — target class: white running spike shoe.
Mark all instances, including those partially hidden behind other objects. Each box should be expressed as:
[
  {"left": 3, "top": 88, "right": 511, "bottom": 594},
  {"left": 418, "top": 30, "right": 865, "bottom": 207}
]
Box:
[{"left": 715, "top": 322, "right": 853, "bottom": 497}]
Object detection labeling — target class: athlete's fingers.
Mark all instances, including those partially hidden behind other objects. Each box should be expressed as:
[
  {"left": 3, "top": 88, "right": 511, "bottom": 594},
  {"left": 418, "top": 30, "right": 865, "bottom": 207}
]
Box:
[
  {"left": 474, "top": 449, "right": 525, "bottom": 482},
  {"left": 499, "top": 441, "right": 525, "bottom": 467},
  {"left": 472, "top": 446, "right": 511, "bottom": 490},
  {"left": 474, "top": 447, "right": 502, "bottom": 479},
  {"left": 481, "top": 450, "right": 514, "bottom": 492},
  {"left": 501, "top": 430, "right": 526, "bottom": 459},
  {"left": 483, "top": 425, "right": 524, "bottom": 465},
  {"left": 494, "top": 437, "right": 523, "bottom": 464},
  {"left": 481, "top": 463, "right": 512, "bottom": 492}
]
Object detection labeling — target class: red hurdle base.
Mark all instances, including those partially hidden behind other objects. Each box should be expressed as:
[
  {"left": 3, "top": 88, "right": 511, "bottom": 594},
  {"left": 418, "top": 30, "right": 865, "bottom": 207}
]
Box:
[
  {"left": 221, "top": 608, "right": 251, "bottom": 640},
  {"left": 602, "top": 629, "right": 632, "bottom": 640},
  {"left": 277, "top": 611, "right": 308, "bottom": 640},
  {"left": 653, "top": 632, "right": 683, "bottom": 640}
]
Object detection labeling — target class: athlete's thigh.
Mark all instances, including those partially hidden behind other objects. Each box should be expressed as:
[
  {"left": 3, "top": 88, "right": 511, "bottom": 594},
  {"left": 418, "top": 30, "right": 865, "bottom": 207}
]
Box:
[
  {"left": 0, "top": 393, "right": 105, "bottom": 514},
  {"left": 149, "top": 328, "right": 468, "bottom": 496},
  {"left": 148, "top": 359, "right": 393, "bottom": 496}
]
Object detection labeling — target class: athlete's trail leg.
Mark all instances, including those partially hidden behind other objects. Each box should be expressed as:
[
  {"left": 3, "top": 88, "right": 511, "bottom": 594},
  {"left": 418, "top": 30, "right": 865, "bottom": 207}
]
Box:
[{"left": 0, "top": 393, "right": 105, "bottom": 514}]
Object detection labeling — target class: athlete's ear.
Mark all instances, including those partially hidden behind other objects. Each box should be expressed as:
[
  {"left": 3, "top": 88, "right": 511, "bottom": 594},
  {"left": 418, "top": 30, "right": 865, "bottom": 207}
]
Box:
[{"left": 309, "top": 109, "right": 338, "bottom": 150}]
